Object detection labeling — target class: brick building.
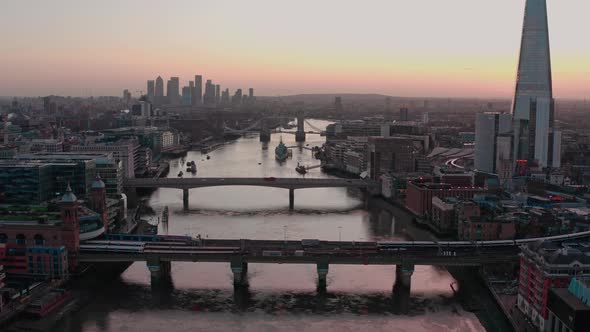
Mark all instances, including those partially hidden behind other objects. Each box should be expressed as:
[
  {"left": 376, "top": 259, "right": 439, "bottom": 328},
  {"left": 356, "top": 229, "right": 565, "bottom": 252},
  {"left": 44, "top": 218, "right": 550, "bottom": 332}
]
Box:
[
  {"left": 431, "top": 197, "right": 457, "bottom": 233},
  {"left": 0, "top": 184, "right": 81, "bottom": 274},
  {"left": 405, "top": 177, "right": 484, "bottom": 216},
  {"left": 518, "top": 241, "right": 590, "bottom": 331}
]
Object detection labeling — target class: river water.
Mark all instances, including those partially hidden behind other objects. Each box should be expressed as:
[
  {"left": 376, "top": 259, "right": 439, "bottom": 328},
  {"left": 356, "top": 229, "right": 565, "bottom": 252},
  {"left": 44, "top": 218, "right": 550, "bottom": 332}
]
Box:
[{"left": 54, "top": 120, "right": 487, "bottom": 332}]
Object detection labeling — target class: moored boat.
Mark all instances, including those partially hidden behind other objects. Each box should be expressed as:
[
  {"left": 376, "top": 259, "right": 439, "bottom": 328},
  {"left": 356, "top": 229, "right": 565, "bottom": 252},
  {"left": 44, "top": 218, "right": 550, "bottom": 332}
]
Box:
[
  {"left": 296, "top": 163, "right": 307, "bottom": 174},
  {"left": 275, "top": 138, "right": 288, "bottom": 162},
  {"left": 186, "top": 161, "right": 197, "bottom": 173}
]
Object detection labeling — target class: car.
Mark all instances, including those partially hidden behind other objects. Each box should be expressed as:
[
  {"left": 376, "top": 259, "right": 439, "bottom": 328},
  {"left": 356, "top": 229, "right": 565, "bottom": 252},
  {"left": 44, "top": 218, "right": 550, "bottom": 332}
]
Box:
[{"left": 263, "top": 177, "right": 277, "bottom": 181}]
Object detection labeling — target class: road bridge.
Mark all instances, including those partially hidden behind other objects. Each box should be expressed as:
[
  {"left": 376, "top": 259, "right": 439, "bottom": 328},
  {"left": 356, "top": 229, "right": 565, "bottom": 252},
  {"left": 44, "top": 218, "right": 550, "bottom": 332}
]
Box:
[
  {"left": 124, "top": 177, "right": 377, "bottom": 210},
  {"left": 79, "top": 231, "right": 590, "bottom": 313}
]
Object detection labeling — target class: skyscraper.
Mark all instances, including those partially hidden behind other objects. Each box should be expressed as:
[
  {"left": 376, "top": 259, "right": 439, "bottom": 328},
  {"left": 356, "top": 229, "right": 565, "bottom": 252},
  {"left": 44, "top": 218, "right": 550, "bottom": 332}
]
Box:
[
  {"left": 475, "top": 112, "right": 513, "bottom": 174},
  {"left": 147, "top": 80, "right": 155, "bottom": 101},
  {"left": 181, "top": 86, "right": 192, "bottom": 105},
  {"left": 193, "top": 75, "right": 202, "bottom": 106},
  {"left": 511, "top": 0, "right": 560, "bottom": 168},
  {"left": 204, "top": 80, "right": 216, "bottom": 105},
  {"left": 215, "top": 84, "right": 221, "bottom": 104},
  {"left": 334, "top": 96, "right": 343, "bottom": 112},
  {"left": 167, "top": 77, "right": 180, "bottom": 105},
  {"left": 232, "top": 89, "right": 243, "bottom": 106},
  {"left": 122, "top": 89, "right": 131, "bottom": 103},
  {"left": 399, "top": 107, "right": 409, "bottom": 121},
  {"left": 155, "top": 76, "right": 164, "bottom": 98},
  {"left": 221, "top": 88, "right": 230, "bottom": 105}
]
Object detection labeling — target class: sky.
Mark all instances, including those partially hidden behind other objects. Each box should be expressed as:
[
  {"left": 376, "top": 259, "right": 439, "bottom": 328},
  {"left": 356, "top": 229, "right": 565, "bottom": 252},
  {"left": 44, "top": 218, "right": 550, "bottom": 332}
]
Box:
[{"left": 1, "top": 0, "right": 589, "bottom": 99}]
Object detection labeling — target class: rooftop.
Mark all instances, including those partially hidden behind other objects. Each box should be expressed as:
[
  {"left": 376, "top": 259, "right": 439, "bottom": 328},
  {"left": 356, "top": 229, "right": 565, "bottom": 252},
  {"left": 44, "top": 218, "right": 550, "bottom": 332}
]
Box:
[{"left": 550, "top": 287, "right": 590, "bottom": 311}]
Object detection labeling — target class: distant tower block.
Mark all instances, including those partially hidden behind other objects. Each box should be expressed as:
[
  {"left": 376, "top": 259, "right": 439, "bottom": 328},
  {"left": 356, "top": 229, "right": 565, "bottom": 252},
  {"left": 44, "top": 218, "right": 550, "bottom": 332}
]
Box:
[
  {"left": 400, "top": 107, "right": 409, "bottom": 121},
  {"left": 334, "top": 96, "right": 343, "bottom": 112},
  {"left": 295, "top": 110, "right": 306, "bottom": 142}
]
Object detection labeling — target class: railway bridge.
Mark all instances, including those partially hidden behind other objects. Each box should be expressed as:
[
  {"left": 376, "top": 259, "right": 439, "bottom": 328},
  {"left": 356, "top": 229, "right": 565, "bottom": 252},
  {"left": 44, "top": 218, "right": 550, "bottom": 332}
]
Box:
[{"left": 79, "top": 230, "right": 590, "bottom": 313}]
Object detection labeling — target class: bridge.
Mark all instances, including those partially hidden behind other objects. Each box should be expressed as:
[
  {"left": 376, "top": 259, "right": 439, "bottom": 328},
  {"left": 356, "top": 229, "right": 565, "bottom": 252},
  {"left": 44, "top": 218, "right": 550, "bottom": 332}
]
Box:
[
  {"left": 124, "top": 177, "right": 376, "bottom": 210},
  {"left": 79, "top": 230, "right": 590, "bottom": 313},
  {"left": 222, "top": 111, "right": 316, "bottom": 143}
]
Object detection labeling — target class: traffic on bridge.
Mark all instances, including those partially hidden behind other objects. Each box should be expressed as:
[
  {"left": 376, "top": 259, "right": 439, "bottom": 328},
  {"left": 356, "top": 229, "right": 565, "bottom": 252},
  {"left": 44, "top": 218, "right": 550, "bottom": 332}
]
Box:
[{"left": 124, "top": 177, "right": 378, "bottom": 210}]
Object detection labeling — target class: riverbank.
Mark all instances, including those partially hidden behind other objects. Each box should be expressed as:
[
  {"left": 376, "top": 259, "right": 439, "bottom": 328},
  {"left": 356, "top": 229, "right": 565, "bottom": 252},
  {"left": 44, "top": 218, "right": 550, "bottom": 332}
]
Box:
[{"left": 368, "top": 196, "right": 514, "bottom": 332}]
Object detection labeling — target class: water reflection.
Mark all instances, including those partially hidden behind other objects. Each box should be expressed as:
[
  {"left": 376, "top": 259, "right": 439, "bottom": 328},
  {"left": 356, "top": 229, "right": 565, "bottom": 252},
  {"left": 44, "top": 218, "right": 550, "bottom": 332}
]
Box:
[{"left": 48, "top": 120, "right": 485, "bottom": 332}]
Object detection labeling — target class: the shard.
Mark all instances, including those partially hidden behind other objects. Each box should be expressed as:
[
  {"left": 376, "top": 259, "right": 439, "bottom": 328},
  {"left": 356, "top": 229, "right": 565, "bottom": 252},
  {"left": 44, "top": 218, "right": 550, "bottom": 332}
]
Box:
[{"left": 511, "top": 0, "right": 560, "bottom": 168}]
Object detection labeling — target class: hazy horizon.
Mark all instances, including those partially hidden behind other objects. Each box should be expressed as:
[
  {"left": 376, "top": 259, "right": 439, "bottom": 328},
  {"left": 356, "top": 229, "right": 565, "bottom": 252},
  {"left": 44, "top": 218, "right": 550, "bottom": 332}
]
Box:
[{"left": 1, "top": 0, "right": 589, "bottom": 99}]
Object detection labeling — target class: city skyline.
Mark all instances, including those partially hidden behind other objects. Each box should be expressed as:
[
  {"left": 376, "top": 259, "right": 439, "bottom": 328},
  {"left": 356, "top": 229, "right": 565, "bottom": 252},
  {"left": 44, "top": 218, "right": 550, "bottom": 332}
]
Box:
[{"left": 1, "top": 0, "right": 589, "bottom": 99}]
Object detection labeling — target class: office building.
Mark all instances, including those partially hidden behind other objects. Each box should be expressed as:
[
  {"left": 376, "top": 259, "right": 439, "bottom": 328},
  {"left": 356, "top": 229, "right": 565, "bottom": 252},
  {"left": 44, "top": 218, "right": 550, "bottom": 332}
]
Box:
[
  {"left": 192, "top": 75, "right": 202, "bottom": 105},
  {"left": 181, "top": 86, "right": 192, "bottom": 105},
  {"left": 204, "top": 80, "right": 216, "bottom": 105},
  {"left": 400, "top": 107, "right": 409, "bottom": 121},
  {"left": 546, "top": 278, "right": 590, "bottom": 332},
  {"left": 0, "top": 162, "right": 54, "bottom": 203},
  {"left": 405, "top": 177, "right": 484, "bottom": 216},
  {"left": 221, "top": 88, "right": 230, "bottom": 105},
  {"left": 215, "top": 84, "right": 221, "bottom": 104},
  {"left": 518, "top": 240, "right": 590, "bottom": 331},
  {"left": 166, "top": 77, "right": 180, "bottom": 105},
  {"left": 71, "top": 138, "right": 139, "bottom": 178},
  {"left": 334, "top": 97, "right": 343, "bottom": 112},
  {"left": 30, "top": 139, "right": 64, "bottom": 153},
  {"left": 368, "top": 136, "right": 430, "bottom": 179},
  {"left": 474, "top": 112, "right": 513, "bottom": 173},
  {"left": 431, "top": 197, "right": 457, "bottom": 233},
  {"left": 122, "top": 89, "right": 131, "bottom": 103},
  {"left": 511, "top": 0, "right": 560, "bottom": 168},
  {"left": 146, "top": 80, "right": 155, "bottom": 101},
  {"left": 232, "top": 89, "right": 243, "bottom": 106},
  {"left": 4, "top": 156, "right": 96, "bottom": 203},
  {"left": 155, "top": 76, "right": 164, "bottom": 104}
]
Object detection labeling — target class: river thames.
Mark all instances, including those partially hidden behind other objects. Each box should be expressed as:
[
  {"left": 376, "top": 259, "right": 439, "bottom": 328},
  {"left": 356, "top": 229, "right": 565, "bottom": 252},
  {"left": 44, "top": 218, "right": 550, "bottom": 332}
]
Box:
[{"left": 54, "top": 120, "right": 490, "bottom": 332}]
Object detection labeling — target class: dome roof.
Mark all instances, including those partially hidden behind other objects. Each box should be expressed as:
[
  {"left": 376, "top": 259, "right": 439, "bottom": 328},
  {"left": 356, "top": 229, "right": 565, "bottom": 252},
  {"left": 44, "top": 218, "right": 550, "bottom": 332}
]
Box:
[
  {"left": 92, "top": 174, "right": 106, "bottom": 189},
  {"left": 61, "top": 183, "right": 77, "bottom": 203}
]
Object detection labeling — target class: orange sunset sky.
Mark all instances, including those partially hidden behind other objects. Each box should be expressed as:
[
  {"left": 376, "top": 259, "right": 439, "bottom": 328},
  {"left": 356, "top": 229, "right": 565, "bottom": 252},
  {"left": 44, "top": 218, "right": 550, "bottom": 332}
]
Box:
[{"left": 1, "top": 0, "right": 589, "bottom": 99}]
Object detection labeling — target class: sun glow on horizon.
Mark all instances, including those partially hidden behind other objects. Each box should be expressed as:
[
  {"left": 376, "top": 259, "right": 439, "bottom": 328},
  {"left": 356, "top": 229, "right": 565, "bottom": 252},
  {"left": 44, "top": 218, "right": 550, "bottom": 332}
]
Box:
[{"left": 0, "top": 0, "right": 589, "bottom": 98}]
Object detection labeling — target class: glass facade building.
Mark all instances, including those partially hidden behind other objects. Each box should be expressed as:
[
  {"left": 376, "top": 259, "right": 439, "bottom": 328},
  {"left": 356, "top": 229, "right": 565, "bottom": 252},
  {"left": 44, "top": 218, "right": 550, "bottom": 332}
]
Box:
[{"left": 511, "top": 0, "right": 560, "bottom": 168}]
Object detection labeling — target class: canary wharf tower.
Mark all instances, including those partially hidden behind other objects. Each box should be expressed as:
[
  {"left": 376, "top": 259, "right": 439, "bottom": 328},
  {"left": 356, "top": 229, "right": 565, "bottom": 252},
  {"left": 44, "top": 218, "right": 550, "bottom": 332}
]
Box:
[{"left": 512, "top": 0, "right": 561, "bottom": 168}]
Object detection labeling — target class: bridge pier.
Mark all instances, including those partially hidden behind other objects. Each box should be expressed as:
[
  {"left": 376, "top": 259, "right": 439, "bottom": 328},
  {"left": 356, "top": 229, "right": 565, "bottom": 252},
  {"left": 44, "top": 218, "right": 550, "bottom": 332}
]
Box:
[
  {"left": 260, "top": 130, "right": 271, "bottom": 142},
  {"left": 393, "top": 263, "right": 414, "bottom": 314},
  {"left": 147, "top": 258, "right": 172, "bottom": 287},
  {"left": 231, "top": 259, "right": 248, "bottom": 288},
  {"left": 289, "top": 188, "right": 295, "bottom": 210},
  {"left": 182, "top": 188, "right": 189, "bottom": 211},
  {"left": 259, "top": 118, "right": 270, "bottom": 142},
  {"left": 295, "top": 110, "right": 306, "bottom": 142},
  {"left": 317, "top": 261, "right": 329, "bottom": 292}
]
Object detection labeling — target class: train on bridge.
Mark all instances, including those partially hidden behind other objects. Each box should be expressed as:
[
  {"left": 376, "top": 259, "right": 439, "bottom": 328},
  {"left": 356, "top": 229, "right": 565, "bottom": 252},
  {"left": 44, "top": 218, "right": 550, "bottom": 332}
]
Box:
[{"left": 78, "top": 231, "right": 590, "bottom": 258}]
